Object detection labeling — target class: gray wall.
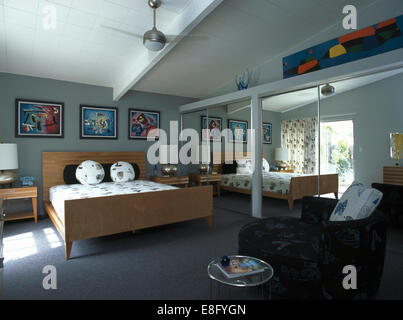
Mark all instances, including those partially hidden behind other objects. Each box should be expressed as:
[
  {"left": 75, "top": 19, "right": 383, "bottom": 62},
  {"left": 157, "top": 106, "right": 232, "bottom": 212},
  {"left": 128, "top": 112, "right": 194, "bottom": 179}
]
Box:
[
  {"left": 281, "top": 72, "right": 403, "bottom": 187},
  {"left": 0, "top": 72, "right": 196, "bottom": 214}
]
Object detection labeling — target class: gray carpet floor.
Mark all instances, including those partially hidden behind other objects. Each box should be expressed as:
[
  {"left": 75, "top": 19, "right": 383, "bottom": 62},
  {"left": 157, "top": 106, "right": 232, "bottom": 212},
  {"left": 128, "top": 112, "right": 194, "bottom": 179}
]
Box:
[{"left": 2, "top": 193, "right": 403, "bottom": 300}]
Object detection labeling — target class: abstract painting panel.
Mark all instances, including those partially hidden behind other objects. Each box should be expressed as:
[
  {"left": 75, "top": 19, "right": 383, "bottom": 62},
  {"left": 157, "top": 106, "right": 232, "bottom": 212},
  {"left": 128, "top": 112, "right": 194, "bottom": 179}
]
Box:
[
  {"left": 16, "top": 99, "right": 64, "bottom": 138},
  {"left": 283, "top": 15, "right": 403, "bottom": 79},
  {"left": 201, "top": 116, "right": 222, "bottom": 142},
  {"left": 263, "top": 123, "right": 272, "bottom": 144},
  {"left": 228, "top": 119, "right": 248, "bottom": 143},
  {"left": 80, "top": 105, "right": 118, "bottom": 139},
  {"left": 129, "top": 109, "right": 160, "bottom": 140}
]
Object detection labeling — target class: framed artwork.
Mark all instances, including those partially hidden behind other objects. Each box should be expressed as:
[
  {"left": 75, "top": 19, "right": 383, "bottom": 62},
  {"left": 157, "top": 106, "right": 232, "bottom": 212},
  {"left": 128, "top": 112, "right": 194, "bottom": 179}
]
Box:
[
  {"left": 16, "top": 99, "right": 64, "bottom": 138},
  {"left": 201, "top": 116, "right": 222, "bottom": 142},
  {"left": 263, "top": 122, "right": 272, "bottom": 144},
  {"left": 129, "top": 109, "right": 160, "bottom": 140},
  {"left": 228, "top": 119, "right": 248, "bottom": 143},
  {"left": 80, "top": 105, "right": 118, "bottom": 139}
]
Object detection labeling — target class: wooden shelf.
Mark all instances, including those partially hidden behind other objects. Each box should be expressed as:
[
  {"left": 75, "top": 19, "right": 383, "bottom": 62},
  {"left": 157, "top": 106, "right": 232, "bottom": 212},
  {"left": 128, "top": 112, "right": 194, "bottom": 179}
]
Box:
[{"left": 4, "top": 211, "right": 35, "bottom": 222}]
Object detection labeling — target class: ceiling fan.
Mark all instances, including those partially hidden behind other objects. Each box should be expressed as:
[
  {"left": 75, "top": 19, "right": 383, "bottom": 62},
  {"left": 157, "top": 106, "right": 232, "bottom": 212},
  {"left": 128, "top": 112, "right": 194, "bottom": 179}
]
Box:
[{"left": 102, "top": 0, "right": 207, "bottom": 52}]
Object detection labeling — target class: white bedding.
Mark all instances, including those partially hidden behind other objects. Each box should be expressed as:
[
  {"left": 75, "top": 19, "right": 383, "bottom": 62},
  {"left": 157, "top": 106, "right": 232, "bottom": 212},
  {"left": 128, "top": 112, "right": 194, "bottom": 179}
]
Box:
[
  {"left": 221, "top": 172, "right": 303, "bottom": 195},
  {"left": 50, "top": 180, "right": 178, "bottom": 222}
]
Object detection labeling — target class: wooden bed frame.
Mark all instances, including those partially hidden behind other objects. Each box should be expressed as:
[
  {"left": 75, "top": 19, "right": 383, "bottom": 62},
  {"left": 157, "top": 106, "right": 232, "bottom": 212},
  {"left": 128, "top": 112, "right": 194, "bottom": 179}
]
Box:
[
  {"left": 213, "top": 152, "right": 339, "bottom": 210},
  {"left": 42, "top": 152, "right": 213, "bottom": 260}
]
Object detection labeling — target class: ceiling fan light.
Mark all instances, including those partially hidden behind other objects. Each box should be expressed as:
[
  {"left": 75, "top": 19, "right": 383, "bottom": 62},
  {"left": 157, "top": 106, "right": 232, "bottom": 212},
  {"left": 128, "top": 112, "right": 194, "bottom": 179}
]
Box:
[
  {"left": 144, "top": 39, "right": 165, "bottom": 51},
  {"left": 143, "top": 28, "right": 166, "bottom": 51},
  {"left": 321, "top": 83, "right": 335, "bottom": 96}
]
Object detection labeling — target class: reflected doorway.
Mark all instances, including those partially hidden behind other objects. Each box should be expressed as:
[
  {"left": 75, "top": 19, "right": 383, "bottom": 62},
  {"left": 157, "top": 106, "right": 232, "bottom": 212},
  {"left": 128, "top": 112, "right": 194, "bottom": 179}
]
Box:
[{"left": 320, "top": 120, "right": 354, "bottom": 195}]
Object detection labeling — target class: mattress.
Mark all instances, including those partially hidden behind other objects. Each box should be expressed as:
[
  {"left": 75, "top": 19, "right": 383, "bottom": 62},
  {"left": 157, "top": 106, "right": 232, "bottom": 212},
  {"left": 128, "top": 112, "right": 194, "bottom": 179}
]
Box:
[
  {"left": 221, "top": 172, "right": 303, "bottom": 195},
  {"left": 49, "top": 180, "right": 178, "bottom": 222}
]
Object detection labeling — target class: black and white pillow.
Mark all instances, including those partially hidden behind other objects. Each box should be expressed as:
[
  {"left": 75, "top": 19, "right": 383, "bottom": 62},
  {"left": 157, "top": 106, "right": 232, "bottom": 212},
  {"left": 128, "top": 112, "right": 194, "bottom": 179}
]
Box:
[
  {"left": 75, "top": 160, "right": 105, "bottom": 185},
  {"left": 110, "top": 162, "right": 135, "bottom": 182},
  {"left": 262, "top": 158, "right": 270, "bottom": 173}
]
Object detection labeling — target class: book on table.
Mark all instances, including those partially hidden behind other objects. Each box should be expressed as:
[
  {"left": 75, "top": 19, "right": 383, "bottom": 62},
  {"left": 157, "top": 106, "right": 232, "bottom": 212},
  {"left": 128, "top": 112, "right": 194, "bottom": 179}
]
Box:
[{"left": 216, "top": 257, "right": 265, "bottom": 278}]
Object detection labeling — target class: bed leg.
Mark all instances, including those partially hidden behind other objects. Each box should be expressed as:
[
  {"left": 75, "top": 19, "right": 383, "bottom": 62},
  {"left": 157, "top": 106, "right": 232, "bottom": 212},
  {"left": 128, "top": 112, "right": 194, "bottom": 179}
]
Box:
[
  {"left": 206, "top": 216, "right": 213, "bottom": 228},
  {"left": 65, "top": 241, "right": 73, "bottom": 260},
  {"left": 287, "top": 199, "right": 294, "bottom": 210}
]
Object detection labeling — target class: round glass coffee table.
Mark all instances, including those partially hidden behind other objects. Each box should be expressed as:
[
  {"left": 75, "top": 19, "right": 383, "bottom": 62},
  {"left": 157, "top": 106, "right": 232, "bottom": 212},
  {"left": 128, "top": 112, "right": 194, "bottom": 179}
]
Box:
[{"left": 207, "top": 255, "right": 274, "bottom": 300}]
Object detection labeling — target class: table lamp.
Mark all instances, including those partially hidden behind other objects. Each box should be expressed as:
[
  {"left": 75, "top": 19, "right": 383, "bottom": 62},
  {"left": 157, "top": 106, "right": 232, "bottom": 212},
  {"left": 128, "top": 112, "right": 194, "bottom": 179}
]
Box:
[
  {"left": 159, "top": 145, "right": 178, "bottom": 177},
  {"left": 0, "top": 143, "right": 18, "bottom": 185},
  {"left": 274, "top": 148, "right": 289, "bottom": 169}
]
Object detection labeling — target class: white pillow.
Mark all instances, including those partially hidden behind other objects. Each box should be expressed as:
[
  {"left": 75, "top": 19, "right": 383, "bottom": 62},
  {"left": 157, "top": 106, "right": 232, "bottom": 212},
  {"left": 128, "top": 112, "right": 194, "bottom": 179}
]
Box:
[
  {"left": 76, "top": 160, "right": 105, "bottom": 185},
  {"left": 236, "top": 159, "right": 252, "bottom": 174},
  {"left": 110, "top": 162, "right": 135, "bottom": 182},
  {"left": 329, "top": 181, "right": 383, "bottom": 221},
  {"left": 262, "top": 158, "right": 270, "bottom": 173}
]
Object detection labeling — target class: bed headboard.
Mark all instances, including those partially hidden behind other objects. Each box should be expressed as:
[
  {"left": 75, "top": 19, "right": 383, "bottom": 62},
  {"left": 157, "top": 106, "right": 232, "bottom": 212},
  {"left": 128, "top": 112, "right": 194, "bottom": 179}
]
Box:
[
  {"left": 42, "top": 152, "right": 146, "bottom": 202},
  {"left": 212, "top": 152, "right": 266, "bottom": 173}
]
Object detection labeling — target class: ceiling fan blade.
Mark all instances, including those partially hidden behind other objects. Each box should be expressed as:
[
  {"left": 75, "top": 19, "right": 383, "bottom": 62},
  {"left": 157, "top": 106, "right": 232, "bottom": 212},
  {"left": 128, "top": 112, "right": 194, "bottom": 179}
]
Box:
[
  {"left": 165, "top": 34, "right": 208, "bottom": 42},
  {"left": 101, "top": 25, "right": 143, "bottom": 39}
]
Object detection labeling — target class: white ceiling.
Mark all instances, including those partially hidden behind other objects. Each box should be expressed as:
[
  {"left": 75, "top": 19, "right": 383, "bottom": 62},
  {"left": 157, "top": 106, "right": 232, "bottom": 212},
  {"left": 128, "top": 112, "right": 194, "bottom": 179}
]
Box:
[
  {"left": 0, "top": 0, "right": 380, "bottom": 99},
  {"left": 0, "top": 0, "right": 192, "bottom": 87},
  {"left": 261, "top": 68, "right": 403, "bottom": 113},
  {"left": 134, "top": 0, "right": 377, "bottom": 98}
]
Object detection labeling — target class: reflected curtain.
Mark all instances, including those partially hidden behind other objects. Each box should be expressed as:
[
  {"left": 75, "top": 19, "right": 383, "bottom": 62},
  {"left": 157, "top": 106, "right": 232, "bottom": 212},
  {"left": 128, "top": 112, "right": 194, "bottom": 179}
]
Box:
[{"left": 281, "top": 117, "right": 318, "bottom": 174}]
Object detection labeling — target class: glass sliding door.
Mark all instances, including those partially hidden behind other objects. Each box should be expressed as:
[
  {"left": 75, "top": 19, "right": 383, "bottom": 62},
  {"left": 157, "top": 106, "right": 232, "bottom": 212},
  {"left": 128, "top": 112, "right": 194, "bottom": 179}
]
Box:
[{"left": 320, "top": 119, "right": 355, "bottom": 196}]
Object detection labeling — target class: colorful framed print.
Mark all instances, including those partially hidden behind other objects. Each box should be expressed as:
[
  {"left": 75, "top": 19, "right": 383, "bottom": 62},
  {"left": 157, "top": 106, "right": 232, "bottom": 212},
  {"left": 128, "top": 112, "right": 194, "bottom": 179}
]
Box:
[
  {"left": 129, "top": 109, "right": 160, "bottom": 140},
  {"left": 228, "top": 119, "right": 248, "bottom": 143},
  {"left": 263, "top": 122, "right": 272, "bottom": 144},
  {"left": 80, "top": 105, "right": 118, "bottom": 139},
  {"left": 201, "top": 116, "right": 222, "bottom": 142},
  {"left": 16, "top": 99, "right": 64, "bottom": 138},
  {"left": 283, "top": 15, "right": 403, "bottom": 79}
]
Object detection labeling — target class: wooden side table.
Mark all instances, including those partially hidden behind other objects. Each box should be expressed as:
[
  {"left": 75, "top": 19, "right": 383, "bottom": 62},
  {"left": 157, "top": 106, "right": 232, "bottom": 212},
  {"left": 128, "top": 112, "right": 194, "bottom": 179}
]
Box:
[
  {"left": 0, "top": 185, "right": 38, "bottom": 223},
  {"left": 150, "top": 176, "right": 189, "bottom": 188},
  {"left": 189, "top": 174, "right": 222, "bottom": 197}
]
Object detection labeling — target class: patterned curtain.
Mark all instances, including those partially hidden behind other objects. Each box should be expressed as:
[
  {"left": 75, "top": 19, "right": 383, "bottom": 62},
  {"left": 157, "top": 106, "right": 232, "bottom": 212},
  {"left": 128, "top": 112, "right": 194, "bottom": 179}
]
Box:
[{"left": 281, "top": 117, "right": 318, "bottom": 174}]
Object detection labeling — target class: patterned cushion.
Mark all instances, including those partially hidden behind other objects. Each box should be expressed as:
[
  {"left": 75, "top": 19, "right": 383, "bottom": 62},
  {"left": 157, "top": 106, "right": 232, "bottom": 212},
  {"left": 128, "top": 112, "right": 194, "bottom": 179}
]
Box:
[
  {"left": 262, "top": 158, "right": 270, "bottom": 173},
  {"left": 239, "top": 216, "right": 322, "bottom": 261},
  {"left": 236, "top": 159, "right": 252, "bottom": 174},
  {"left": 110, "top": 162, "right": 135, "bottom": 182},
  {"left": 329, "top": 181, "right": 383, "bottom": 221},
  {"left": 75, "top": 160, "right": 105, "bottom": 185}
]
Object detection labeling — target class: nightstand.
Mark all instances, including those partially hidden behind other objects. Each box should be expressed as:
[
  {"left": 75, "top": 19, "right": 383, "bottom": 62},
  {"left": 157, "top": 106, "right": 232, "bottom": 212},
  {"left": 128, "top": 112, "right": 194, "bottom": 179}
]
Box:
[
  {"left": 0, "top": 184, "right": 38, "bottom": 223},
  {"left": 150, "top": 175, "right": 189, "bottom": 188},
  {"left": 189, "top": 174, "right": 222, "bottom": 197}
]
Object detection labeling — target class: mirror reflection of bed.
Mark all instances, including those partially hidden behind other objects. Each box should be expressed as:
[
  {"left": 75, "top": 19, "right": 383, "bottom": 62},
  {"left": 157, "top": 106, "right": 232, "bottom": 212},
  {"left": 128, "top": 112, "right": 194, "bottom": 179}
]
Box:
[{"left": 214, "top": 152, "right": 338, "bottom": 211}]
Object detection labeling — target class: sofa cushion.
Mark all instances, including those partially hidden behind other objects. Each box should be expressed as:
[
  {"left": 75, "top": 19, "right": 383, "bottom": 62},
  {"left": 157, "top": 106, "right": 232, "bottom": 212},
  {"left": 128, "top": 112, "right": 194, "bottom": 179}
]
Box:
[{"left": 329, "top": 181, "right": 383, "bottom": 222}]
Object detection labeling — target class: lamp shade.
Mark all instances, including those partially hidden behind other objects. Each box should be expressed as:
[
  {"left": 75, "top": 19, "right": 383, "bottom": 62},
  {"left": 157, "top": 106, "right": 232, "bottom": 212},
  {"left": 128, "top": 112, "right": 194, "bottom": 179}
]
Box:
[
  {"left": 0, "top": 143, "right": 18, "bottom": 170},
  {"left": 275, "top": 148, "right": 289, "bottom": 162}
]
